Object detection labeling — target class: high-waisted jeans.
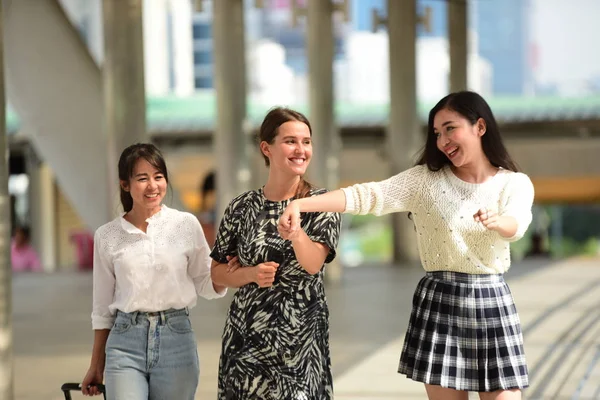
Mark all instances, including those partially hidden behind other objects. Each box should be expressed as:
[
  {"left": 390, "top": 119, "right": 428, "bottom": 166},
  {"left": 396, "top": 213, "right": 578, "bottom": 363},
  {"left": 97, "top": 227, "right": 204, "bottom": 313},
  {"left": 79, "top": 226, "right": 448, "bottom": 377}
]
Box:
[{"left": 104, "top": 308, "right": 199, "bottom": 400}]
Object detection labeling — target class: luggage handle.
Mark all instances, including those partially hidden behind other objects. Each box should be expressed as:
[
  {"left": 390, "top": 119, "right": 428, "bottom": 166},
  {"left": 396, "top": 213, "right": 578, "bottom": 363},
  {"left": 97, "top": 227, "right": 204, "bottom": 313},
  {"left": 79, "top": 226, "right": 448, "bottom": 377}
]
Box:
[{"left": 61, "top": 383, "right": 106, "bottom": 399}]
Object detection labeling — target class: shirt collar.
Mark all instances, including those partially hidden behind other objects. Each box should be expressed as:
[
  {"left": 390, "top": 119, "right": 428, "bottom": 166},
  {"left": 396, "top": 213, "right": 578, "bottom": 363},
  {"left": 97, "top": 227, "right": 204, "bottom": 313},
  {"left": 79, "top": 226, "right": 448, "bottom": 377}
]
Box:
[{"left": 119, "top": 205, "right": 169, "bottom": 233}]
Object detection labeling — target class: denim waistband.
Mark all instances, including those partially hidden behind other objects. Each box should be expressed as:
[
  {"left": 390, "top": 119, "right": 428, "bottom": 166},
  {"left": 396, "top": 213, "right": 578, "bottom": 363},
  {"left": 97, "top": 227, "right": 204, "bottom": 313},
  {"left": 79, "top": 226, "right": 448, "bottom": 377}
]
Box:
[{"left": 116, "top": 307, "right": 189, "bottom": 325}]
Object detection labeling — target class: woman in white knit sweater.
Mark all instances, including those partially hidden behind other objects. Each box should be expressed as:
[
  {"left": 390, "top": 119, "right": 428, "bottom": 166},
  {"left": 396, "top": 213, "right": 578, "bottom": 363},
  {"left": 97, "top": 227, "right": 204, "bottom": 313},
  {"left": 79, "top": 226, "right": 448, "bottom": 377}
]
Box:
[{"left": 278, "top": 91, "right": 534, "bottom": 400}]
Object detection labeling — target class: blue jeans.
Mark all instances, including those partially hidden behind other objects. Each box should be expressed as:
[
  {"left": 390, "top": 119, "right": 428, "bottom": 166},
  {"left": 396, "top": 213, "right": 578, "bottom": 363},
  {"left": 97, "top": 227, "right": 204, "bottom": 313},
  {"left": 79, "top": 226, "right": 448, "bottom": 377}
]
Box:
[{"left": 104, "top": 308, "right": 199, "bottom": 400}]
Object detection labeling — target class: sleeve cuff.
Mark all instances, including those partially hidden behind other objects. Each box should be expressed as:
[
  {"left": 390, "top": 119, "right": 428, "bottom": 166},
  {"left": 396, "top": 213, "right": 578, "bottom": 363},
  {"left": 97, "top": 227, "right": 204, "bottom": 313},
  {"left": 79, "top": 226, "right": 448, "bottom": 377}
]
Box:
[
  {"left": 341, "top": 187, "right": 356, "bottom": 213},
  {"left": 197, "top": 281, "right": 228, "bottom": 300},
  {"left": 92, "top": 315, "right": 115, "bottom": 330},
  {"left": 209, "top": 285, "right": 228, "bottom": 299}
]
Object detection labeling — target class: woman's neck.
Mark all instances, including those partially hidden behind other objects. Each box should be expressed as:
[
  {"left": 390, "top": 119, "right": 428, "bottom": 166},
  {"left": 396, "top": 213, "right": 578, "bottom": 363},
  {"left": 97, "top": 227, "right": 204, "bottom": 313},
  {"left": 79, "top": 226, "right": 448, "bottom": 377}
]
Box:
[
  {"left": 124, "top": 205, "right": 162, "bottom": 232},
  {"left": 263, "top": 172, "right": 301, "bottom": 201},
  {"left": 451, "top": 157, "right": 498, "bottom": 184}
]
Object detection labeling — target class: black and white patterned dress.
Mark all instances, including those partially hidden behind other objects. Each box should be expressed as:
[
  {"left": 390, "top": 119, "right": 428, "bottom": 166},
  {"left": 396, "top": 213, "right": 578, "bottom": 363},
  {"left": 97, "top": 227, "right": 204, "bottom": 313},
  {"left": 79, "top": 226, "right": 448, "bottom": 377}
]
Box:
[{"left": 210, "top": 187, "right": 341, "bottom": 400}]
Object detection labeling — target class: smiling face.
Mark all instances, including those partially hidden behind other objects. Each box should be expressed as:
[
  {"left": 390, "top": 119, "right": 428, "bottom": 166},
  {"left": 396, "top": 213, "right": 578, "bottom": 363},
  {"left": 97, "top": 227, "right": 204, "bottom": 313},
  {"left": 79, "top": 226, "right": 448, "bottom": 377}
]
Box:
[
  {"left": 260, "top": 120, "right": 312, "bottom": 177},
  {"left": 434, "top": 108, "right": 487, "bottom": 168},
  {"left": 120, "top": 158, "right": 167, "bottom": 213}
]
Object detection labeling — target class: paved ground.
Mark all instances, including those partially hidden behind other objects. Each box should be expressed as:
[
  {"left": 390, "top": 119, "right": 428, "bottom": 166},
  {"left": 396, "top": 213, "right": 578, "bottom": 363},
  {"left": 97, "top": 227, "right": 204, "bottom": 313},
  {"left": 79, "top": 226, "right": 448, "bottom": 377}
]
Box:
[{"left": 11, "top": 256, "right": 600, "bottom": 399}]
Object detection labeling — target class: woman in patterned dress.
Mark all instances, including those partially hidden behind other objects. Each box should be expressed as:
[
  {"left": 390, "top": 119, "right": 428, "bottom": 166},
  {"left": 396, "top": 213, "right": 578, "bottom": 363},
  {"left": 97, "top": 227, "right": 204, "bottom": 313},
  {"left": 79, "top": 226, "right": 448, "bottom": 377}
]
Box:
[
  {"left": 279, "top": 92, "right": 535, "bottom": 400},
  {"left": 210, "top": 107, "right": 342, "bottom": 400}
]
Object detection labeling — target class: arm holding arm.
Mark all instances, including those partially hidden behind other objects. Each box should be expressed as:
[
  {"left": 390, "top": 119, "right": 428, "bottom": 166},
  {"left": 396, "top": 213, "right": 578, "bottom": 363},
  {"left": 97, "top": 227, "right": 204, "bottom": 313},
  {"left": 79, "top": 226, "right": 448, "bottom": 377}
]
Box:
[
  {"left": 211, "top": 259, "right": 278, "bottom": 288},
  {"left": 209, "top": 193, "right": 279, "bottom": 288}
]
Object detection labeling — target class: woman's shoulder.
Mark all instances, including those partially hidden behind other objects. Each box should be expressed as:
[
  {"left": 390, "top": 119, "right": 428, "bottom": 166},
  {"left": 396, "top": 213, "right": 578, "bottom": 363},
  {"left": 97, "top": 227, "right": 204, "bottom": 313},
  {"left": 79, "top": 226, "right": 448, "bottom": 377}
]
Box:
[
  {"left": 386, "top": 164, "right": 435, "bottom": 183},
  {"left": 163, "top": 206, "right": 201, "bottom": 227},
  {"left": 215, "top": 190, "right": 261, "bottom": 221},
  {"left": 500, "top": 169, "right": 533, "bottom": 187},
  {"left": 308, "top": 187, "right": 328, "bottom": 197},
  {"left": 95, "top": 216, "right": 122, "bottom": 238},
  {"left": 229, "top": 190, "right": 260, "bottom": 209}
]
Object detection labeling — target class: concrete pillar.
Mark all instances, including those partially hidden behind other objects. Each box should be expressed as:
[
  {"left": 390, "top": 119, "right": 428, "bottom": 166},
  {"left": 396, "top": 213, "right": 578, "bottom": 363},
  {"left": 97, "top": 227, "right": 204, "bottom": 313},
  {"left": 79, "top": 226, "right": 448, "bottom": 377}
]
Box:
[
  {"left": 0, "top": 2, "right": 13, "bottom": 397},
  {"left": 212, "top": 0, "right": 250, "bottom": 221},
  {"left": 306, "top": 0, "right": 339, "bottom": 191},
  {"left": 102, "top": 0, "right": 147, "bottom": 213},
  {"left": 387, "top": 0, "right": 420, "bottom": 264},
  {"left": 142, "top": 0, "right": 170, "bottom": 96},
  {"left": 448, "top": 0, "right": 468, "bottom": 92},
  {"left": 168, "top": 0, "right": 194, "bottom": 96},
  {"left": 27, "top": 150, "right": 57, "bottom": 272},
  {"left": 306, "top": 0, "right": 342, "bottom": 282}
]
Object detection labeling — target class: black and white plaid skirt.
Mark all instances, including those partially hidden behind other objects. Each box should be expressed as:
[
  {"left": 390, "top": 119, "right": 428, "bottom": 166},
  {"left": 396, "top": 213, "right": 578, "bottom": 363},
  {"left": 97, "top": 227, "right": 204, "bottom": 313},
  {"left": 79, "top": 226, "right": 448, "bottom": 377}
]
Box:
[{"left": 398, "top": 271, "right": 529, "bottom": 392}]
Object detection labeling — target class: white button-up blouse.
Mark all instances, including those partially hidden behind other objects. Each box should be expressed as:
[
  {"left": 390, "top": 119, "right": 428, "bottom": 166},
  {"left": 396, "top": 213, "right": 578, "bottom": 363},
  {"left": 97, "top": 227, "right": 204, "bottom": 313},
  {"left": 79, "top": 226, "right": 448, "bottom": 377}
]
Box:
[{"left": 91, "top": 205, "right": 225, "bottom": 330}]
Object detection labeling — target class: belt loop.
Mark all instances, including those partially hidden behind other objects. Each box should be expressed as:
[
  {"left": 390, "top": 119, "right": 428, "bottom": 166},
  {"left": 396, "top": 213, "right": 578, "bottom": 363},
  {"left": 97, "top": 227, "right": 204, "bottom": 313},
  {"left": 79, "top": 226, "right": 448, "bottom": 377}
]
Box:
[
  {"left": 131, "top": 311, "right": 139, "bottom": 325},
  {"left": 159, "top": 311, "right": 166, "bottom": 325},
  {"left": 185, "top": 307, "right": 189, "bottom": 316}
]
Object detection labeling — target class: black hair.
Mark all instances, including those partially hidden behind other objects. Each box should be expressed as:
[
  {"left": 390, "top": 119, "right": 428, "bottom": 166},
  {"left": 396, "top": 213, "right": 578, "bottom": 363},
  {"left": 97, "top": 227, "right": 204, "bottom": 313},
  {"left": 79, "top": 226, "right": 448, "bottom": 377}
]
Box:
[
  {"left": 118, "top": 143, "right": 169, "bottom": 212},
  {"left": 415, "top": 91, "right": 519, "bottom": 172}
]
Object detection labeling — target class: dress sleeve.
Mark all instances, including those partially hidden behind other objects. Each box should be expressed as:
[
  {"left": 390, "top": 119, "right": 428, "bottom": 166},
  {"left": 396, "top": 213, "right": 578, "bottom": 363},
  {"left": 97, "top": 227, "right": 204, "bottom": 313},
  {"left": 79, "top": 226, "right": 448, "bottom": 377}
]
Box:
[
  {"left": 302, "top": 190, "right": 342, "bottom": 264},
  {"left": 210, "top": 193, "right": 246, "bottom": 264}
]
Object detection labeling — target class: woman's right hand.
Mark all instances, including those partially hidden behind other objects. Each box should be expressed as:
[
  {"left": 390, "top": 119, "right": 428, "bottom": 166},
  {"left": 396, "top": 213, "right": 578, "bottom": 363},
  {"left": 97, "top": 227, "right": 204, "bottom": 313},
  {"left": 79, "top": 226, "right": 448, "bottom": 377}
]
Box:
[
  {"left": 252, "top": 261, "right": 279, "bottom": 288},
  {"left": 81, "top": 366, "right": 104, "bottom": 396}
]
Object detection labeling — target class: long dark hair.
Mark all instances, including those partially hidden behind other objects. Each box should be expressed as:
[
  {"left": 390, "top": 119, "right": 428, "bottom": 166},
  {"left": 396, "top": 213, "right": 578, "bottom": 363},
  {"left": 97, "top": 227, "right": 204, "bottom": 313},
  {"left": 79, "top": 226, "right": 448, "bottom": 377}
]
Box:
[
  {"left": 118, "top": 143, "right": 169, "bottom": 212},
  {"left": 415, "top": 91, "right": 519, "bottom": 172},
  {"left": 259, "top": 107, "right": 314, "bottom": 198}
]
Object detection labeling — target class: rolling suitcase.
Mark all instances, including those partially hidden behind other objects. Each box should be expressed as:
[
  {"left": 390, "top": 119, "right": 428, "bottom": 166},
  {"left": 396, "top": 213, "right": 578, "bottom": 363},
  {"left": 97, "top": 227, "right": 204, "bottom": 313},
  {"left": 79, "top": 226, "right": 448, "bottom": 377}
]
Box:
[{"left": 61, "top": 383, "right": 106, "bottom": 399}]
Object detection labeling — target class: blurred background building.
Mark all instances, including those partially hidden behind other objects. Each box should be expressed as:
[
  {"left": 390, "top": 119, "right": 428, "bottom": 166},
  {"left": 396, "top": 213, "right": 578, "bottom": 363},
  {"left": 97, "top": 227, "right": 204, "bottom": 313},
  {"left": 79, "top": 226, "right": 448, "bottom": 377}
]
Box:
[{"left": 6, "top": 0, "right": 600, "bottom": 272}]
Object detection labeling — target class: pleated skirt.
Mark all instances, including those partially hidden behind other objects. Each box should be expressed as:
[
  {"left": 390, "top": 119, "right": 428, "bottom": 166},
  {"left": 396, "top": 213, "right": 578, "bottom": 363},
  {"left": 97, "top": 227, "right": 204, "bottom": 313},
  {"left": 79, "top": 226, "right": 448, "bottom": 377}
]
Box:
[{"left": 398, "top": 271, "right": 529, "bottom": 392}]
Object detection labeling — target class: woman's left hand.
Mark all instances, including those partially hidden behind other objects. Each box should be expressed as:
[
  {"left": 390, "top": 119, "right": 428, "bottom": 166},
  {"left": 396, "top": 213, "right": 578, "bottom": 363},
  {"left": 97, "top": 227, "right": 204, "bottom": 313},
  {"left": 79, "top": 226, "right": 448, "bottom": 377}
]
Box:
[
  {"left": 226, "top": 255, "right": 243, "bottom": 273},
  {"left": 474, "top": 207, "right": 500, "bottom": 231}
]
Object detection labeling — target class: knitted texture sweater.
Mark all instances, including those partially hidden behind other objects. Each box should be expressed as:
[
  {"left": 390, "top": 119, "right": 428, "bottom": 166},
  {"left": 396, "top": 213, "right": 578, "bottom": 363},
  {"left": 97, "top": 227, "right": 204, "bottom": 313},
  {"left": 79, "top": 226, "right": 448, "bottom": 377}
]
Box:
[{"left": 341, "top": 165, "right": 535, "bottom": 274}]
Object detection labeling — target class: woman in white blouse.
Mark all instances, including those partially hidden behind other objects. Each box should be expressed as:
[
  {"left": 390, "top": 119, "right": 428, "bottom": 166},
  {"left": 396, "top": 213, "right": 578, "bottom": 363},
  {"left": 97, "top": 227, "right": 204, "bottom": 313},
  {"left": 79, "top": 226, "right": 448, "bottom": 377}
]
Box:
[{"left": 81, "top": 143, "right": 226, "bottom": 399}]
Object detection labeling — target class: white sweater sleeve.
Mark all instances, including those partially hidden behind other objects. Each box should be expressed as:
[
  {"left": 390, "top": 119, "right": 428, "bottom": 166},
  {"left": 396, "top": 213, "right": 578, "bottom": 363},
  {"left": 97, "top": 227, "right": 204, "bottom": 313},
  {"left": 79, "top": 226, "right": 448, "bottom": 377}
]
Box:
[
  {"left": 500, "top": 172, "right": 535, "bottom": 242},
  {"left": 341, "top": 166, "right": 425, "bottom": 215}
]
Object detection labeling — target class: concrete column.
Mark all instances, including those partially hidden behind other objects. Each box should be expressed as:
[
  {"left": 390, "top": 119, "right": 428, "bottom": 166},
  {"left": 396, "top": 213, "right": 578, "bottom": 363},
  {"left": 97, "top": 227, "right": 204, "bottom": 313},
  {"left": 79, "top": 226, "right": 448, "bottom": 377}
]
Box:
[
  {"left": 168, "top": 0, "right": 194, "bottom": 96},
  {"left": 0, "top": 2, "right": 13, "bottom": 397},
  {"left": 448, "top": 0, "right": 468, "bottom": 92},
  {"left": 306, "top": 0, "right": 342, "bottom": 282},
  {"left": 212, "top": 0, "right": 250, "bottom": 221},
  {"left": 387, "top": 0, "right": 420, "bottom": 264},
  {"left": 142, "top": 0, "right": 170, "bottom": 96},
  {"left": 306, "top": 0, "right": 339, "bottom": 191},
  {"left": 86, "top": 0, "right": 104, "bottom": 65},
  {"left": 102, "top": 0, "right": 147, "bottom": 213},
  {"left": 27, "top": 151, "right": 57, "bottom": 272}
]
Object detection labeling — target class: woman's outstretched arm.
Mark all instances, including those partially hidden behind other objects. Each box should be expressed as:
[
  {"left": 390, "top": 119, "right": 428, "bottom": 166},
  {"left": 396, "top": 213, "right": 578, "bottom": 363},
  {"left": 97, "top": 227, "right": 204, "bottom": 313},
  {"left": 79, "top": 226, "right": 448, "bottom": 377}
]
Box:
[{"left": 278, "top": 190, "right": 346, "bottom": 233}]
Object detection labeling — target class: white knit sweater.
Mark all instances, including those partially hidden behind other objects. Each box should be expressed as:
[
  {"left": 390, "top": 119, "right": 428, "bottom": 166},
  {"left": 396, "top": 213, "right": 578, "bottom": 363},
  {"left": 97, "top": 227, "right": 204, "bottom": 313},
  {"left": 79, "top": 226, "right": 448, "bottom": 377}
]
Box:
[{"left": 342, "top": 165, "right": 535, "bottom": 274}]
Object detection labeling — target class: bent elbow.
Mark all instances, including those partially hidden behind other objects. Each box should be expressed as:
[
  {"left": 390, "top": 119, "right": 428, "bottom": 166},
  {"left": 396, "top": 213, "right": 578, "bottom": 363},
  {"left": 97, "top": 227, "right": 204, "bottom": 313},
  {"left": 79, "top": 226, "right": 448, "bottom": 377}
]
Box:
[
  {"left": 505, "top": 232, "right": 524, "bottom": 243},
  {"left": 210, "top": 267, "right": 225, "bottom": 287},
  {"left": 303, "top": 264, "right": 323, "bottom": 275}
]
